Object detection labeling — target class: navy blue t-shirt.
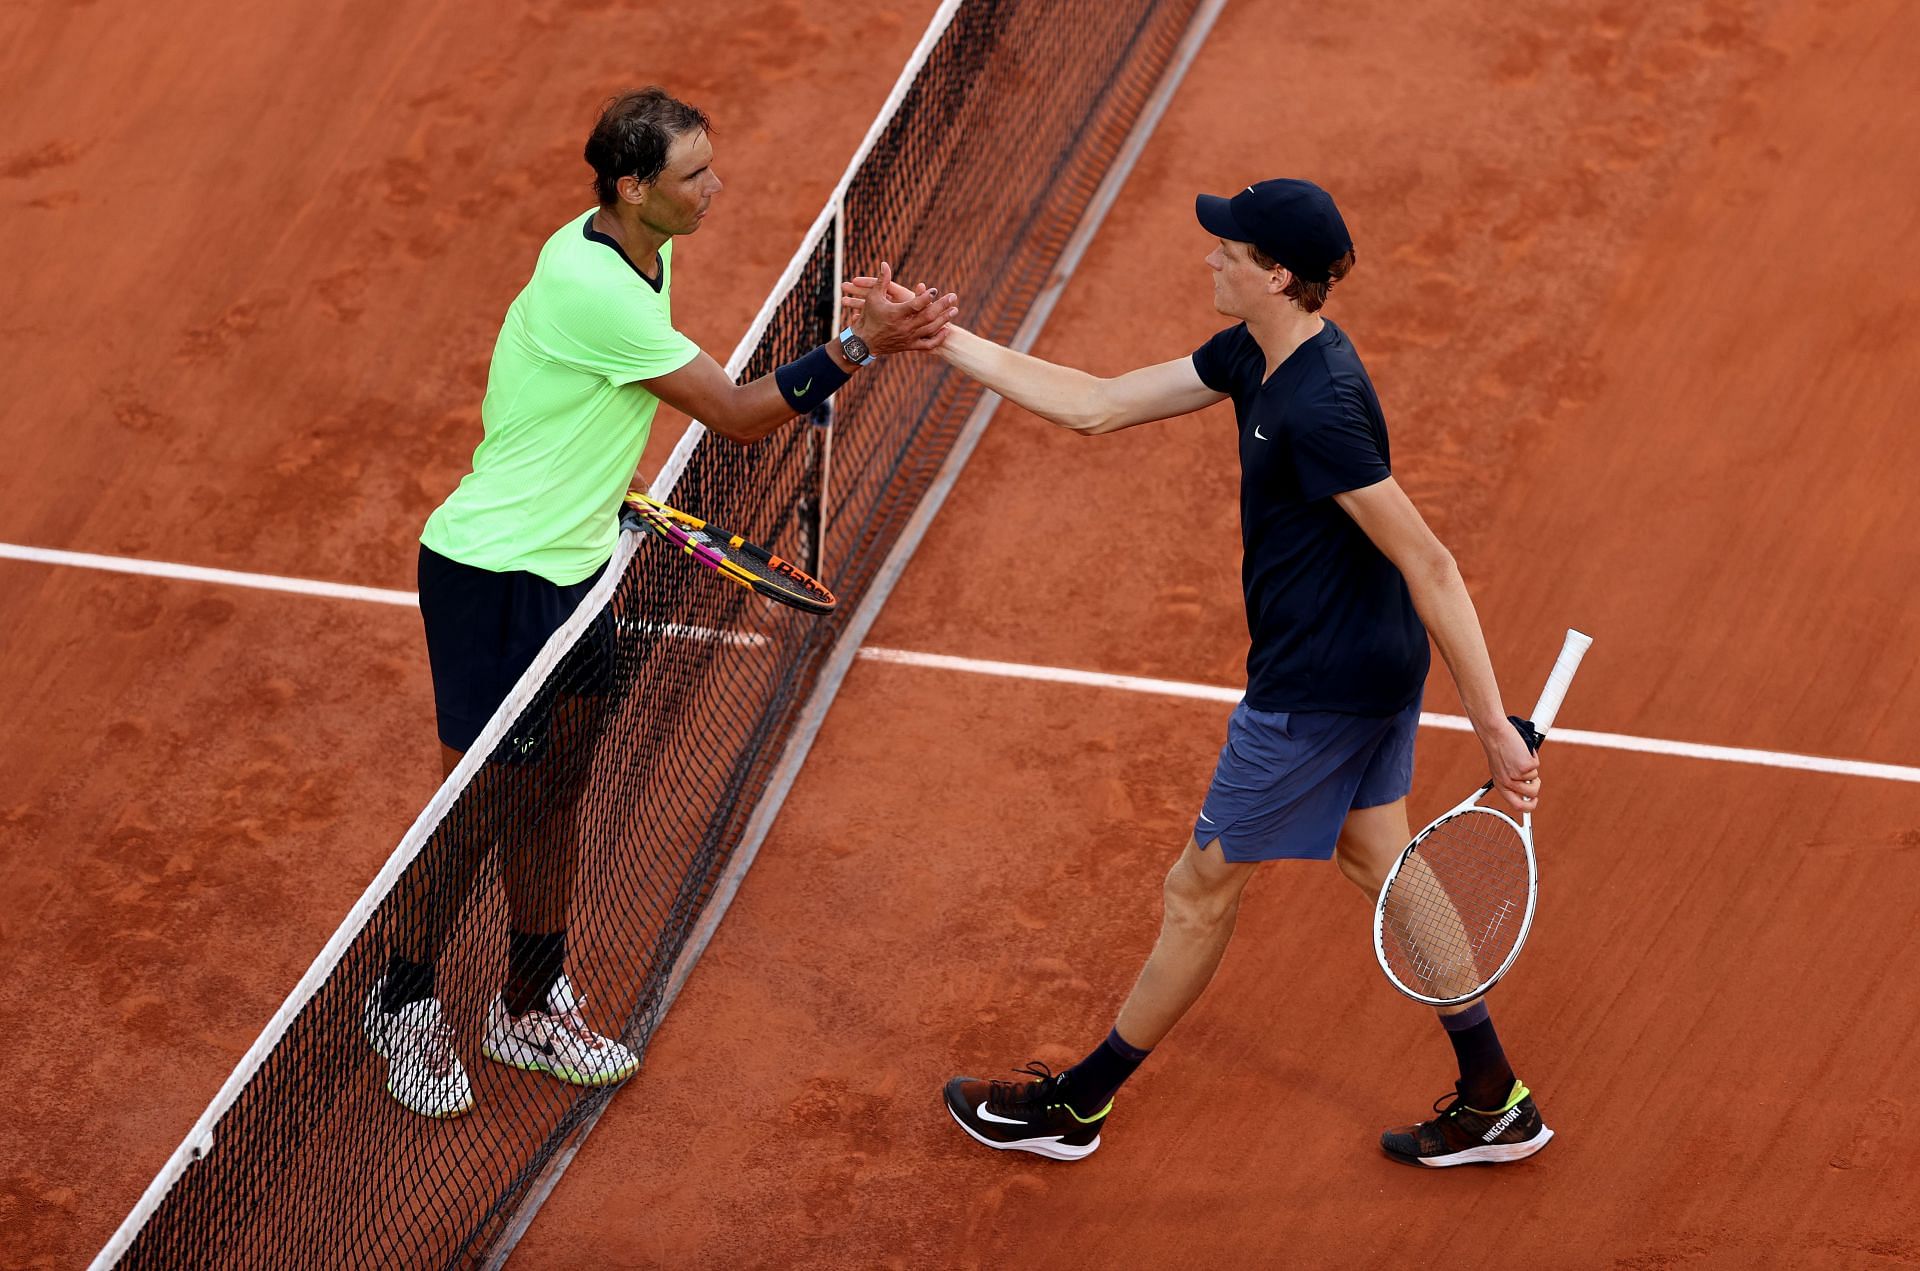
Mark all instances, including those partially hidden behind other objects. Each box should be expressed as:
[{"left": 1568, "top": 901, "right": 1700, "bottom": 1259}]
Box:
[{"left": 1191, "top": 319, "right": 1429, "bottom": 715}]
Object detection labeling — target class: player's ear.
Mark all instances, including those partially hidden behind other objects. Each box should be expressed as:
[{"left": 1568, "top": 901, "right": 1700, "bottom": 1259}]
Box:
[
  {"left": 618, "top": 174, "right": 648, "bottom": 207},
  {"left": 1268, "top": 266, "right": 1291, "bottom": 296}
]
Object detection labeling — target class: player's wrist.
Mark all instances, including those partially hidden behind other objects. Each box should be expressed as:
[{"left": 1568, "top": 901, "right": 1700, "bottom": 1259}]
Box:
[
  {"left": 773, "top": 344, "right": 852, "bottom": 414},
  {"left": 824, "top": 339, "right": 859, "bottom": 373},
  {"left": 835, "top": 325, "right": 876, "bottom": 367}
]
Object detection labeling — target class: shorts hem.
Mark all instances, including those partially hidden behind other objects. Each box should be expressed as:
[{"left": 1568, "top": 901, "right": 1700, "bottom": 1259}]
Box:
[
  {"left": 1211, "top": 830, "right": 1338, "bottom": 864},
  {"left": 1349, "top": 782, "right": 1414, "bottom": 812}
]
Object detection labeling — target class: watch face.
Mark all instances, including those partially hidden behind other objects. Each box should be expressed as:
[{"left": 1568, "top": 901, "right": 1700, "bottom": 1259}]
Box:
[{"left": 841, "top": 330, "right": 872, "bottom": 362}]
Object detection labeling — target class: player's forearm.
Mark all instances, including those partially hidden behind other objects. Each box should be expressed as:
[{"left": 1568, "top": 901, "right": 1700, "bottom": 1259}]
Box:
[
  {"left": 1402, "top": 552, "right": 1509, "bottom": 733},
  {"left": 703, "top": 379, "right": 795, "bottom": 442},
  {"left": 939, "top": 326, "right": 1108, "bottom": 432},
  {"left": 709, "top": 340, "right": 861, "bottom": 444}
]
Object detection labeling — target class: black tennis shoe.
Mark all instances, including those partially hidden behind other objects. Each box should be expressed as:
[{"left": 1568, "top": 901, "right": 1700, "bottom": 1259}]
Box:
[
  {"left": 943, "top": 1062, "right": 1109, "bottom": 1161},
  {"left": 1381, "top": 1080, "right": 1553, "bottom": 1166}
]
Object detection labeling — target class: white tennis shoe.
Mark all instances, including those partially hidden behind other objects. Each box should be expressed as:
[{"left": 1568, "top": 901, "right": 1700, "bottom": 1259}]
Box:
[
  {"left": 362, "top": 981, "right": 475, "bottom": 1119},
  {"left": 482, "top": 975, "right": 639, "bottom": 1087}
]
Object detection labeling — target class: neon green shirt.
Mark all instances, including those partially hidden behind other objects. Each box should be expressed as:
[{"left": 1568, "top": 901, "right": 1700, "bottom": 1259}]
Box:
[{"left": 421, "top": 211, "right": 701, "bottom": 584}]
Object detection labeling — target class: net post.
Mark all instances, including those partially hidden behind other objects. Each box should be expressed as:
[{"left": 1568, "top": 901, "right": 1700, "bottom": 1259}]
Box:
[{"left": 814, "top": 202, "right": 846, "bottom": 576}]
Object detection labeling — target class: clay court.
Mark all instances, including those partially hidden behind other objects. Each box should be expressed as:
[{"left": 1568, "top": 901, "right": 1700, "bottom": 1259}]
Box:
[{"left": 3, "top": 0, "right": 1917, "bottom": 1266}]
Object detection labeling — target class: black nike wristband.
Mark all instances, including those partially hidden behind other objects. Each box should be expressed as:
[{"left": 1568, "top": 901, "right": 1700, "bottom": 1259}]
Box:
[{"left": 773, "top": 344, "right": 851, "bottom": 414}]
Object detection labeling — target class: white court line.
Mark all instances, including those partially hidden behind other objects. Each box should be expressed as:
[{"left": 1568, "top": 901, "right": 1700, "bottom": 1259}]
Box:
[
  {"left": 855, "top": 647, "right": 1920, "bottom": 785},
  {"left": 7, "top": 540, "right": 1916, "bottom": 784},
  {"left": 0, "top": 542, "right": 419, "bottom": 606},
  {"left": 0, "top": 542, "right": 766, "bottom": 646}
]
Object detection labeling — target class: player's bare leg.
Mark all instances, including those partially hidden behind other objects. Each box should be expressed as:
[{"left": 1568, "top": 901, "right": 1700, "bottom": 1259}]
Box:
[
  {"left": 1114, "top": 836, "right": 1260, "bottom": 1048},
  {"left": 942, "top": 835, "right": 1256, "bottom": 1160}
]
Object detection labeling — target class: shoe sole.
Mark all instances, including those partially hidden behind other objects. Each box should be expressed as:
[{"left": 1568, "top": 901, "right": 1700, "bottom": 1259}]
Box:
[
  {"left": 944, "top": 1100, "right": 1100, "bottom": 1161},
  {"left": 364, "top": 1002, "right": 475, "bottom": 1119},
  {"left": 483, "top": 1041, "right": 639, "bottom": 1087},
  {"left": 1383, "top": 1125, "right": 1554, "bottom": 1168},
  {"left": 385, "top": 1077, "right": 475, "bottom": 1118}
]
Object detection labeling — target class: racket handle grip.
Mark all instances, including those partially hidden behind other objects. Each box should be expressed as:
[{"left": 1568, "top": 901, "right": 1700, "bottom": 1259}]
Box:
[{"left": 1527, "top": 628, "right": 1593, "bottom": 735}]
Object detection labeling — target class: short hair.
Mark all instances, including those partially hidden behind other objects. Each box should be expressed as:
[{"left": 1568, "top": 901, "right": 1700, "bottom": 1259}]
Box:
[
  {"left": 584, "top": 88, "right": 713, "bottom": 205},
  {"left": 1249, "top": 244, "right": 1356, "bottom": 313}
]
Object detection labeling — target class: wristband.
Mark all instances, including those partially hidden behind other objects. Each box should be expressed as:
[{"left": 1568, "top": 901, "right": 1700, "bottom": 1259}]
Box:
[{"left": 774, "top": 344, "right": 851, "bottom": 414}]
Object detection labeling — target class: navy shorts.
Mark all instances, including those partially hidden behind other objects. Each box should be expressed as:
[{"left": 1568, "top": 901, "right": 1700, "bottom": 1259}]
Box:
[
  {"left": 1192, "top": 694, "right": 1422, "bottom": 863},
  {"left": 417, "top": 544, "right": 617, "bottom": 758}
]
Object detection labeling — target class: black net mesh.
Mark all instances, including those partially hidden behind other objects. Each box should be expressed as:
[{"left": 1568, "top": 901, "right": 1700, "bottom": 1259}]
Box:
[{"left": 109, "top": 1, "right": 1202, "bottom": 1266}]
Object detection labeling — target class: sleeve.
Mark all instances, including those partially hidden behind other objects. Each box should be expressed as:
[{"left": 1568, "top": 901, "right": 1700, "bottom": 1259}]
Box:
[
  {"left": 560, "top": 285, "right": 702, "bottom": 387},
  {"left": 1190, "top": 323, "right": 1249, "bottom": 394},
  {"left": 1290, "top": 378, "right": 1391, "bottom": 502}
]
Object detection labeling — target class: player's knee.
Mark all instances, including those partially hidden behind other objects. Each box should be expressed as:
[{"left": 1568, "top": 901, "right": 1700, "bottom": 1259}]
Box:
[
  {"left": 1162, "top": 859, "right": 1240, "bottom": 932},
  {"left": 1334, "top": 836, "right": 1387, "bottom": 894}
]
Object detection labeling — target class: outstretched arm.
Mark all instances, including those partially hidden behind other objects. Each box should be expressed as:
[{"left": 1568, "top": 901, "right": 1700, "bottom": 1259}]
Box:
[
  {"left": 841, "top": 278, "right": 1224, "bottom": 433},
  {"left": 650, "top": 263, "right": 958, "bottom": 444},
  {"left": 937, "top": 326, "right": 1225, "bottom": 434},
  {"left": 1334, "top": 476, "right": 1541, "bottom": 814}
]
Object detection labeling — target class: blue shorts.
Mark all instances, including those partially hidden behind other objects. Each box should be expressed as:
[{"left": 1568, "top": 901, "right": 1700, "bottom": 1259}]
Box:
[{"left": 1192, "top": 695, "right": 1422, "bottom": 863}]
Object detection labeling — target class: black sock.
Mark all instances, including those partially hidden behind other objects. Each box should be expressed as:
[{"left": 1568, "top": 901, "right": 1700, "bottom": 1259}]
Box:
[
  {"left": 1442, "top": 1002, "right": 1516, "bottom": 1110},
  {"left": 504, "top": 929, "right": 568, "bottom": 1017},
  {"left": 1060, "top": 1028, "right": 1152, "bottom": 1118},
  {"left": 381, "top": 955, "right": 436, "bottom": 1015}
]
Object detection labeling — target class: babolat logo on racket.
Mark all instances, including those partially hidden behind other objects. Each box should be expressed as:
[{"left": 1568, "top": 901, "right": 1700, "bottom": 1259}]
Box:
[{"left": 769, "top": 555, "right": 808, "bottom": 583}]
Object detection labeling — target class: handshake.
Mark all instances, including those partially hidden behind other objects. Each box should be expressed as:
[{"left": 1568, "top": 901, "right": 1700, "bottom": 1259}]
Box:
[{"left": 837, "top": 261, "right": 962, "bottom": 356}]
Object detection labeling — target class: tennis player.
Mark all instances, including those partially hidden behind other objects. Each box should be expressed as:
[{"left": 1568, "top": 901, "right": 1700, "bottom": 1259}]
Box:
[
  {"left": 365, "top": 88, "right": 958, "bottom": 1119},
  {"left": 847, "top": 179, "right": 1549, "bottom": 1165}
]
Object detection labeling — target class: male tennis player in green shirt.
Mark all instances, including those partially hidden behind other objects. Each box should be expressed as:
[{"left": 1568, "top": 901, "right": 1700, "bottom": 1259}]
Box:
[{"left": 364, "top": 88, "right": 957, "bottom": 1118}]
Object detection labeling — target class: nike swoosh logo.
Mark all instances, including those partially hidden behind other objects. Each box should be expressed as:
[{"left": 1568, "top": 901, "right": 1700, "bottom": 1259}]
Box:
[
  {"left": 976, "top": 1102, "right": 1027, "bottom": 1126},
  {"left": 1253, "top": 425, "right": 1269, "bottom": 440},
  {"left": 1197, "top": 812, "right": 1215, "bottom": 824},
  {"left": 795, "top": 378, "right": 811, "bottom": 396}
]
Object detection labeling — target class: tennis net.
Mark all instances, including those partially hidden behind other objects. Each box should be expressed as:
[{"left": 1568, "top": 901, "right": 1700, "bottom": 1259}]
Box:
[{"left": 97, "top": 0, "right": 1207, "bottom": 1265}]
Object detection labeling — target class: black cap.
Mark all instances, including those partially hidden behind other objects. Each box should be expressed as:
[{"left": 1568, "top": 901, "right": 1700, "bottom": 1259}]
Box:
[{"left": 1195, "top": 179, "right": 1352, "bottom": 284}]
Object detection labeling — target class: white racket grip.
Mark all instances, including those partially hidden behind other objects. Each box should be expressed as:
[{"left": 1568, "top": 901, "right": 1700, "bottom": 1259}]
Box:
[{"left": 1527, "top": 629, "right": 1593, "bottom": 735}]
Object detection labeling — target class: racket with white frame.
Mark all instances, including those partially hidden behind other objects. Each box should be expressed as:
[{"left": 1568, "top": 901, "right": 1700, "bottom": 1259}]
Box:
[{"left": 1372, "top": 629, "right": 1593, "bottom": 1006}]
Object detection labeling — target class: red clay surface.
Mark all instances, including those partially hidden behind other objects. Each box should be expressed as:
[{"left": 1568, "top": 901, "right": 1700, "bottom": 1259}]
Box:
[{"left": 4, "top": 0, "right": 1917, "bottom": 1267}]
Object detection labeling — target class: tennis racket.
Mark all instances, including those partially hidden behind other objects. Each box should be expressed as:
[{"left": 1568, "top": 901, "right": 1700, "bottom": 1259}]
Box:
[
  {"left": 1372, "top": 628, "right": 1593, "bottom": 1007},
  {"left": 621, "top": 492, "right": 837, "bottom": 615}
]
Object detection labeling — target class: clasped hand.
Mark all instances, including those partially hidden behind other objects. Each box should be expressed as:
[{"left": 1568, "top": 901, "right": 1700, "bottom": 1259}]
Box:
[{"left": 842, "top": 263, "right": 957, "bottom": 354}]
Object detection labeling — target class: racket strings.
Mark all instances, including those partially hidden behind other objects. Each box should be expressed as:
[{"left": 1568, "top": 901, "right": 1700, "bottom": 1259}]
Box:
[{"left": 1380, "top": 809, "right": 1530, "bottom": 1001}]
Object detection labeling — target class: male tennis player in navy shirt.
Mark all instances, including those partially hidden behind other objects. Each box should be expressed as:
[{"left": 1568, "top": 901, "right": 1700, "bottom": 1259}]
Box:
[{"left": 847, "top": 179, "right": 1551, "bottom": 1166}]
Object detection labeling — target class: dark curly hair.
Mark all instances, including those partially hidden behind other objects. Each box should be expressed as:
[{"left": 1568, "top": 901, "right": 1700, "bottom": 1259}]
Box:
[{"left": 584, "top": 88, "right": 712, "bottom": 205}]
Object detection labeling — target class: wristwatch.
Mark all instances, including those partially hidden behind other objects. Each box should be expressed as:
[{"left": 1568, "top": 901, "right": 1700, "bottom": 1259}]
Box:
[{"left": 837, "top": 326, "right": 876, "bottom": 367}]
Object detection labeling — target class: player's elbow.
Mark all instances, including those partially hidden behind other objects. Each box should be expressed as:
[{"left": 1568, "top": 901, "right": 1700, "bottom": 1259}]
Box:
[
  {"left": 1409, "top": 544, "right": 1462, "bottom": 595},
  {"left": 1071, "top": 379, "right": 1126, "bottom": 435}
]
